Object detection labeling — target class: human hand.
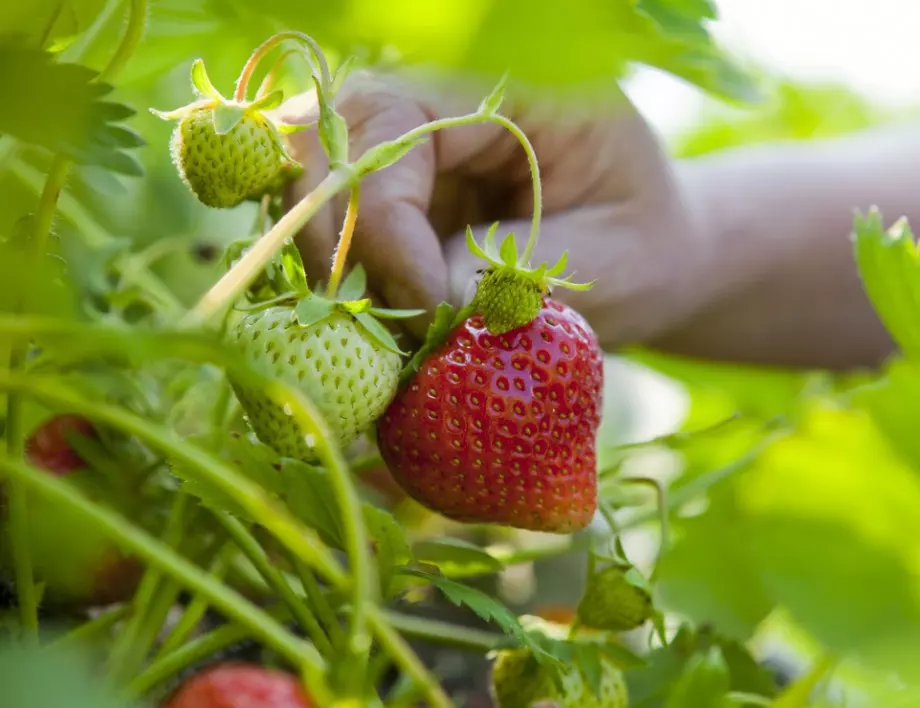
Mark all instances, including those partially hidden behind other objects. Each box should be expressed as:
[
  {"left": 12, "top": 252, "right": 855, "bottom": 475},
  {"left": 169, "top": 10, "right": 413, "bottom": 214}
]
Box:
[{"left": 280, "top": 70, "right": 705, "bottom": 349}]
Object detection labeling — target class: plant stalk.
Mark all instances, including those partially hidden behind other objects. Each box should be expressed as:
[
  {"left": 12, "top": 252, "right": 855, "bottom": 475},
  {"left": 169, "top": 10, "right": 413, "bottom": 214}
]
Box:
[{"left": 326, "top": 185, "right": 360, "bottom": 299}]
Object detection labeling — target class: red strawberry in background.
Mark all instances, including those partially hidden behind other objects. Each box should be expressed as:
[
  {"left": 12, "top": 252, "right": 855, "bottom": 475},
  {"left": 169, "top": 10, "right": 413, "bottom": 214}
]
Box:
[
  {"left": 165, "top": 664, "right": 313, "bottom": 708},
  {"left": 377, "top": 224, "right": 603, "bottom": 534},
  {"left": 1, "top": 414, "right": 142, "bottom": 607}
]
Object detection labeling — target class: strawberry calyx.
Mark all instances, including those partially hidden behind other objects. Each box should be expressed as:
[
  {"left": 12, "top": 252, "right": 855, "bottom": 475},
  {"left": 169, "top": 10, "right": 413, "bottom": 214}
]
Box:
[
  {"left": 466, "top": 223, "right": 594, "bottom": 334},
  {"left": 150, "top": 59, "right": 304, "bottom": 193}
]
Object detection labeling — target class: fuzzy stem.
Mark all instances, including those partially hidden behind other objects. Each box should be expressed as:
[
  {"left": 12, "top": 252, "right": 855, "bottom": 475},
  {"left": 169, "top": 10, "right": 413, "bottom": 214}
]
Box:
[
  {"left": 97, "top": 0, "right": 149, "bottom": 84},
  {"left": 183, "top": 166, "right": 353, "bottom": 326},
  {"left": 487, "top": 114, "right": 542, "bottom": 264},
  {"left": 0, "top": 456, "right": 321, "bottom": 673},
  {"left": 234, "top": 31, "right": 331, "bottom": 102},
  {"left": 367, "top": 610, "right": 452, "bottom": 708},
  {"left": 156, "top": 541, "right": 236, "bottom": 657},
  {"left": 326, "top": 185, "right": 360, "bottom": 298},
  {"left": 217, "top": 513, "right": 334, "bottom": 658}
]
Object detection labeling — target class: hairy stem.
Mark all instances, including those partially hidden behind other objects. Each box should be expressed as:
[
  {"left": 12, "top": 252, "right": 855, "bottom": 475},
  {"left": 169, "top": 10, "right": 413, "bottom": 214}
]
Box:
[
  {"left": 487, "top": 114, "right": 542, "bottom": 264},
  {"left": 620, "top": 476, "right": 669, "bottom": 580},
  {"left": 326, "top": 185, "right": 360, "bottom": 299},
  {"left": 0, "top": 457, "right": 321, "bottom": 674},
  {"left": 183, "top": 166, "right": 353, "bottom": 326},
  {"left": 235, "top": 30, "right": 331, "bottom": 102},
  {"left": 287, "top": 550, "right": 345, "bottom": 649}
]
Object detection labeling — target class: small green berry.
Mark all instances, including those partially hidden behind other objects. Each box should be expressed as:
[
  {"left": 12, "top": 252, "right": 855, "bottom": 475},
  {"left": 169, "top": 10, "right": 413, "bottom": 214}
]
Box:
[{"left": 577, "top": 565, "right": 653, "bottom": 632}]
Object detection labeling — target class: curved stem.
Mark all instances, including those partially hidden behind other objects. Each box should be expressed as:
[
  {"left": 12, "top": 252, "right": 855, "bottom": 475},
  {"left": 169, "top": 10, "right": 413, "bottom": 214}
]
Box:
[
  {"left": 97, "top": 0, "right": 149, "bottom": 84},
  {"left": 326, "top": 186, "right": 360, "bottom": 299},
  {"left": 0, "top": 456, "right": 320, "bottom": 674},
  {"left": 235, "top": 31, "right": 332, "bottom": 102},
  {"left": 381, "top": 611, "right": 503, "bottom": 653},
  {"left": 255, "top": 48, "right": 305, "bottom": 100},
  {"left": 620, "top": 476, "right": 669, "bottom": 580},
  {"left": 487, "top": 114, "right": 542, "bottom": 265}
]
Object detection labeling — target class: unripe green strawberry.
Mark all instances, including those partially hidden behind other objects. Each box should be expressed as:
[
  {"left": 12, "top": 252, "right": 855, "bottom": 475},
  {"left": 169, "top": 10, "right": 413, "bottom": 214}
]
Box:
[
  {"left": 152, "top": 60, "right": 302, "bottom": 209},
  {"left": 491, "top": 646, "right": 628, "bottom": 708},
  {"left": 228, "top": 305, "right": 402, "bottom": 462},
  {"left": 577, "top": 565, "right": 653, "bottom": 632},
  {"left": 171, "top": 105, "right": 297, "bottom": 208}
]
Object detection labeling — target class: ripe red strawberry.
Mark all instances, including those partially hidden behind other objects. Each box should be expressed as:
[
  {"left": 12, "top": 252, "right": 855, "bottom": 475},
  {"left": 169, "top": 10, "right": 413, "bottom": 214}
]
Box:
[
  {"left": 376, "top": 297, "right": 603, "bottom": 533},
  {"left": 0, "top": 414, "right": 142, "bottom": 607},
  {"left": 165, "top": 664, "right": 313, "bottom": 708}
]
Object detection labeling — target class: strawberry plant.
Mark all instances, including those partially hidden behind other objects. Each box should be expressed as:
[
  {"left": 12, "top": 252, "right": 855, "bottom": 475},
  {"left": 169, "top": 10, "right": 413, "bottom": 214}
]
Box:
[{"left": 2, "top": 2, "right": 920, "bottom": 708}]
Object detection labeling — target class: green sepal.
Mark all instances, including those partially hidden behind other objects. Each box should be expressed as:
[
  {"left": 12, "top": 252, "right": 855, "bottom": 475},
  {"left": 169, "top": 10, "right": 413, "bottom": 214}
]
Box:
[
  {"left": 354, "top": 135, "right": 429, "bottom": 176},
  {"left": 212, "top": 103, "right": 245, "bottom": 135},
  {"left": 190, "top": 59, "right": 223, "bottom": 100},
  {"left": 294, "top": 294, "right": 335, "bottom": 327},
  {"left": 276, "top": 122, "right": 310, "bottom": 135},
  {"left": 369, "top": 307, "right": 426, "bottom": 320},
  {"left": 499, "top": 232, "right": 518, "bottom": 266},
  {"left": 399, "top": 302, "right": 472, "bottom": 385},
  {"left": 339, "top": 298, "right": 372, "bottom": 315},
  {"left": 313, "top": 74, "right": 349, "bottom": 166},
  {"left": 249, "top": 89, "right": 285, "bottom": 113},
  {"left": 337, "top": 264, "right": 368, "bottom": 302},
  {"left": 353, "top": 311, "right": 405, "bottom": 355}
]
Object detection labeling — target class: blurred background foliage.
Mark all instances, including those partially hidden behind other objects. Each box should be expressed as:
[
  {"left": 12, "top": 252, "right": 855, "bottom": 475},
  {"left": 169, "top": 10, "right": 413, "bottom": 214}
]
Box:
[{"left": 2, "top": 1, "right": 920, "bottom": 706}]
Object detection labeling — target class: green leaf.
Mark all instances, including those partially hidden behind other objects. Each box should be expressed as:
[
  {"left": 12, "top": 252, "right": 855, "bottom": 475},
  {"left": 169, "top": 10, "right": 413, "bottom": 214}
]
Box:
[
  {"left": 853, "top": 208, "right": 920, "bottom": 359},
  {"left": 293, "top": 295, "right": 335, "bottom": 327},
  {"left": 412, "top": 537, "right": 504, "bottom": 576},
  {"left": 854, "top": 358, "right": 920, "bottom": 468},
  {"left": 353, "top": 311, "right": 404, "bottom": 355},
  {"left": 0, "top": 230, "right": 77, "bottom": 319},
  {"left": 280, "top": 461, "right": 344, "bottom": 548},
  {"left": 666, "top": 647, "right": 731, "bottom": 708},
  {"left": 499, "top": 232, "right": 519, "bottom": 266},
  {"left": 0, "top": 0, "right": 108, "bottom": 52},
  {"left": 397, "top": 566, "right": 540, "bottom": 654},
  {"left": 190, "top": 58, "right": 223, "bottom": 100},
  {"left": 337, "top": 264, "right": 368, "bottom": 302},
  {"left": 0, "top": 47, "right": 143, "bottom": 175},
  {"left": 212, "top": 103, "right": 245, "bottom": 135},
  {"left": 364, "top": 505, "right": 412, "bottom": 598}
]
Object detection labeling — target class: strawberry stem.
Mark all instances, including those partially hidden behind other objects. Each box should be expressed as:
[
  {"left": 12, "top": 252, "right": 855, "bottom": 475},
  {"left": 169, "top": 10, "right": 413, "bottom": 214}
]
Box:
[
  {"left": 326, "top": 185, "right": 360, "bottom": 299},
  {"left": 234, "top": 31, "right": 332, "bottom": 102},
  {"left": 0, "top": 456, "right": 324, "bottom": 678},
  {"left": 486, "top": 114, "right": 543, "bottom": 265},
  {"left": 620, "top": 476, "right": 670, "bottom": 581},
  {"left": 184, "top": 165, "right": 354, "bottom": 326}
]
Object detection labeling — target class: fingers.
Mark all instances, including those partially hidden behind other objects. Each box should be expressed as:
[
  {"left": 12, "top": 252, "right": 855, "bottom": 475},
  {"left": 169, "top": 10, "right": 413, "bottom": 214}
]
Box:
[{"left": 443, "top": 202, "right": 697, "bottom": 349}]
